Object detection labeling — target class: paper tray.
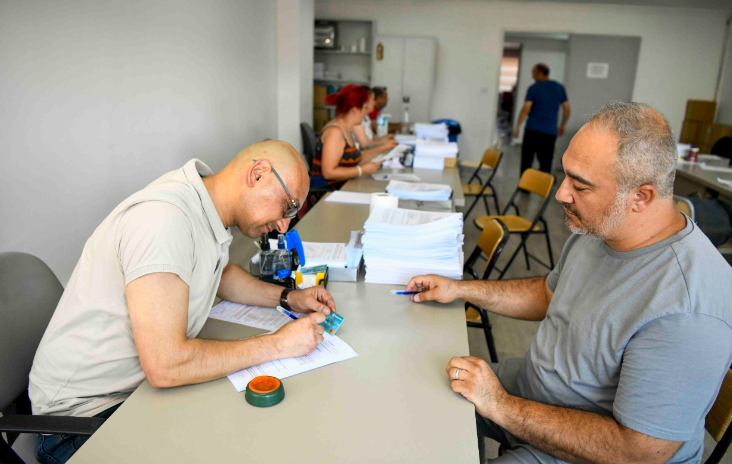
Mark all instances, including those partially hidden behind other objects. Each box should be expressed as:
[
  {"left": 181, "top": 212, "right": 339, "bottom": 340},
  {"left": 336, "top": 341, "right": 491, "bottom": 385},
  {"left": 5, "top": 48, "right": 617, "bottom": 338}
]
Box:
[{"left": 328, "top": 263, "right": 361, "bottom": 282}]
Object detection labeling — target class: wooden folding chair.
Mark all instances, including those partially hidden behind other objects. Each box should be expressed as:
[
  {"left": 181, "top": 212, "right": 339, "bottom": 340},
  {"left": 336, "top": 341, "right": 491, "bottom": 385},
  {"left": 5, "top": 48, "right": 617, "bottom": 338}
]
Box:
[
  {"left": 462, "top": 147, "right": 503, "bottom": 219},
  {"left": 459, "top": 136, "right": 503, "bottom": 172},
  {"left": 705, "top": 369, "right": 732, "bottom": 463},
  {"left": 473, "top": 169, "right": 555, "bottom": 279},
  {"left": 463, "top": 218, "right": 510, "bottom": 363}
]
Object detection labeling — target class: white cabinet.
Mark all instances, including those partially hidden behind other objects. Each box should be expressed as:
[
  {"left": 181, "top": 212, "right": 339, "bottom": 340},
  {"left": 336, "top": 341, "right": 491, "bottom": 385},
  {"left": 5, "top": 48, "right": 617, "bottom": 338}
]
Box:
[{"left": 372, "top": 36, "right": 436, "bottom": 123}]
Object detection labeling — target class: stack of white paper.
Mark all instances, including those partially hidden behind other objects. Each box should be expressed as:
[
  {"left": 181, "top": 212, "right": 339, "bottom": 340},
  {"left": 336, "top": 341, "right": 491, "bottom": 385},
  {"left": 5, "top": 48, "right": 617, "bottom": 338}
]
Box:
[
  {"left": 413, "top": 140, "right": 459, "bottom": 170},
  {"left": 385, "top": 180, "right": 452, "bottom": 201},
  {"left": 302, "top": 242, "right": 348, "bottom": 268},
  {"left": 415, "top": 123, "right": 449, "bottom": 142},
  {"left": 362, "top": 207, "right": 464, "bottom": 285},
  {"left": 395, "top": 134, "right": 417, "bottom": 145},
  {"left": 325, "top": 191, "right": 372, "bottom": 205},
  {"left": 346, "top": 230, "right": 364, "bottom": 268}
]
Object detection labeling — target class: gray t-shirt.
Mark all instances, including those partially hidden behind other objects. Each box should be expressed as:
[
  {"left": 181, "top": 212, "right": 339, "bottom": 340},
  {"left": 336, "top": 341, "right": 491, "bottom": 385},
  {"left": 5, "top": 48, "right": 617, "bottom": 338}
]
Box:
[
  {"left": 29, "top": 159, "right": 232, "bottom": 417},
  {"left": 509, "top": 215, "right": 732, "bottom": 463}
]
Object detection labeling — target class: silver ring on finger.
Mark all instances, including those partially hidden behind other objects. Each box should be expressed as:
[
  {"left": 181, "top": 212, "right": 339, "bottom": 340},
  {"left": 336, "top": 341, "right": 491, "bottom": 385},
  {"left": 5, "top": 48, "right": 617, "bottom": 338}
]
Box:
[{"left": 455, "top": 368, "right": 461, "bottom": 381}]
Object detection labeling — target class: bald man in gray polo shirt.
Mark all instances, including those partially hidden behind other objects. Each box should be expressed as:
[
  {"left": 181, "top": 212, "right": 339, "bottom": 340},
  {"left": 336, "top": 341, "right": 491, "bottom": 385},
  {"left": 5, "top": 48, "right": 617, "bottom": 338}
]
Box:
[
  {"left": 30, "top": 141, "right": 336, "bottom": 463},
  {"left": 408, "top": 102, "right": 732, "bottom": 464}
]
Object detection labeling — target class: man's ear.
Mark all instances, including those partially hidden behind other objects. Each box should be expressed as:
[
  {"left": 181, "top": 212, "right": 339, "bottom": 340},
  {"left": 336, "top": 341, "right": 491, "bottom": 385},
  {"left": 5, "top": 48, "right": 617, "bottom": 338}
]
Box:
[
  {"left": 247, "top": 159, "right": 271, "bottom": 188},
  {"left": 630, "top": 184, "right": 657, "bottom": 213}
]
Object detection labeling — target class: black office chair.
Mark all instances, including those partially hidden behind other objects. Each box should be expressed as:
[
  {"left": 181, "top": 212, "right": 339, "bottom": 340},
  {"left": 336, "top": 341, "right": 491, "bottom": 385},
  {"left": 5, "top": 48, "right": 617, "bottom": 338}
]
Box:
[
  {"left": 0, "top": 252, "right": 106, "bottom": 464},
  {"left": 463, "top": 219, "right": 510, "bottom": 363},
  {"left": 705, "top": 369, "right": 732, "bottom": 464},
  {"left": 300, "top": 123, "right": 334, "bottom": 206}
]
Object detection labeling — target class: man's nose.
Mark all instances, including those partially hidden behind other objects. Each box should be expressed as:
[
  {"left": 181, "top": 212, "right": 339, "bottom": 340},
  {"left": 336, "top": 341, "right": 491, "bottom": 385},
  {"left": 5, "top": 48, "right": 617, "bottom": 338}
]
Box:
[
  {"left": 555, "top": 178, "right": 573, "bottom": 204},
  {"left": 275, "top": 218, "right": 291, "bottom": 234}
]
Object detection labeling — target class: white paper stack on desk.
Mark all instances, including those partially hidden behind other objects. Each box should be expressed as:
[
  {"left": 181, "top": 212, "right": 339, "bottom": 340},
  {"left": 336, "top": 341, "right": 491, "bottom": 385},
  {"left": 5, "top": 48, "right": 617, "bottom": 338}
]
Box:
[
  {"left": 385, "top": 180, "right": 452, "bottom": 201},
  {"left": 415, "top": 123, "right": 449, "bottom": 142},
  {"left": 413, "top": 140, "right": 458, "bottom": 170},
  {"left": 362, "top": 207, "right": 464, "bottom": 285}
]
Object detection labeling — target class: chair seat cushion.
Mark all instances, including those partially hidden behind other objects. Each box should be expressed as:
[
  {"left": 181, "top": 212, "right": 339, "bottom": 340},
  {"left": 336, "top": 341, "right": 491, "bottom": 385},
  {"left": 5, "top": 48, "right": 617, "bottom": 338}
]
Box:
[
  {"left": 465, "top": 307, "right": 482, "bottom": 323},
  {"left": 474, "top": 215, "right": 539, "bottom": 232},
  {"left": 462, "top": 184, "right": 493, "bottom": 195}
]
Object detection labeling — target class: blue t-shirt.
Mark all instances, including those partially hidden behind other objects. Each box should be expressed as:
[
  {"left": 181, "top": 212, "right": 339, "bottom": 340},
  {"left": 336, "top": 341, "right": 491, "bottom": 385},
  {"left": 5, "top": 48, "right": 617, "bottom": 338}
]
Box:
[{"left": 525, "top": 80, "right": 568, "bottom": 136}]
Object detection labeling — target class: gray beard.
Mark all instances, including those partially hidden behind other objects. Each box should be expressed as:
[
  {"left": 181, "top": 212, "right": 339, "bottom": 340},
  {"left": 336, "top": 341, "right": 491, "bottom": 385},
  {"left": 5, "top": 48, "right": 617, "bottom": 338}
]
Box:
[{"left": 565, "top": 192, "right": 628, "bottom": 240}]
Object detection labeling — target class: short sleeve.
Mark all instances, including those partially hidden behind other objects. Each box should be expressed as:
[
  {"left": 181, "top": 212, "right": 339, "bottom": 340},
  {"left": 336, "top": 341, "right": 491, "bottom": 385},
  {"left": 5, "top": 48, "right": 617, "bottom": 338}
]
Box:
[
  {"left": 614, "top": 313, "right": 732, "bottom": 441},
  {"left": 525, "top": 85, "right": 536, "bottom": 102},
  {"left": 116, "top": 201, "right": 194, "bottom": 286}
]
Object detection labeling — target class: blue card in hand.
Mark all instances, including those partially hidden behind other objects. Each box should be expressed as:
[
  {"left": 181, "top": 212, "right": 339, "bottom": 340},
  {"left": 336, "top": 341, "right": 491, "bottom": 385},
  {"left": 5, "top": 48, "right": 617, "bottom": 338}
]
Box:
[{"left": 320, "top": 311, "right": 344, "bottom": 335}]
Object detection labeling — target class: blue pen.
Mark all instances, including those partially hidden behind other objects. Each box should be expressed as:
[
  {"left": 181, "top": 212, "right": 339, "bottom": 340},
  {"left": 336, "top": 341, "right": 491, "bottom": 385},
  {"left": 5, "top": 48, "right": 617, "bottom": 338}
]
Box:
[
  {"left": 390, "top": 290, "right": 418, "bottom": 295},
  {"left": 275, "top": 305, "right": 299, "bottom": 320}
]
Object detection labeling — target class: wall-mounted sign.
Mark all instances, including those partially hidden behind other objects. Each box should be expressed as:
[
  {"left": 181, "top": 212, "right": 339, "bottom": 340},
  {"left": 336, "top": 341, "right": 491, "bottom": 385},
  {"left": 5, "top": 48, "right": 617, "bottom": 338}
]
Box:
[{"left": 587, "top": 62, "right": 609, "bottom": 79}]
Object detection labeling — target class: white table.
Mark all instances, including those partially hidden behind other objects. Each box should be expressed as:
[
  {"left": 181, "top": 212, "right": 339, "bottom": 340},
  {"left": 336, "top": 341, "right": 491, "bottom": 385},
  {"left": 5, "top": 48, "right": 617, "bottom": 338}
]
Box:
[{"left": 69, "top": 187, "right": 477, "bottom": 463}]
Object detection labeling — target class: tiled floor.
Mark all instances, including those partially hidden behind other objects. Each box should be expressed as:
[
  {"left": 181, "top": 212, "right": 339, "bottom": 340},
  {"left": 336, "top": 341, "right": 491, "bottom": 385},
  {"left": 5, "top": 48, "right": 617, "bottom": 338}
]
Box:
[{"left": 457, "top": 143, "right": 729, "bottom": 463}]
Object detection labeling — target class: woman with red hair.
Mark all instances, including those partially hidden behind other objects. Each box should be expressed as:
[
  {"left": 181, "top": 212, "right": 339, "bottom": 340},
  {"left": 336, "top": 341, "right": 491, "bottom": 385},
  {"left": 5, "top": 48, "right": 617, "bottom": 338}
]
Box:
[{"left": 311, "top": 85, "right": 396, "bottom": 187}]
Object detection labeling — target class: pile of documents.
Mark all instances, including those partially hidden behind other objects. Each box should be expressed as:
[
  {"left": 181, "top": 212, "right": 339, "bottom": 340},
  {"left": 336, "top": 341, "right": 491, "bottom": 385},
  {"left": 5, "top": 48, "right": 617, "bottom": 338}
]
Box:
[
  {"left": 413, "top": 140, "right": 459, "bottom": 170},
  {"left": 415, "top": 123, "right": 449, "bottom": 142},
  {"left": 385, "top": 180, "right": 452, "bottom": 201},
  {"left": 362, "top": 207, "right": 464, "bottom": 285}
]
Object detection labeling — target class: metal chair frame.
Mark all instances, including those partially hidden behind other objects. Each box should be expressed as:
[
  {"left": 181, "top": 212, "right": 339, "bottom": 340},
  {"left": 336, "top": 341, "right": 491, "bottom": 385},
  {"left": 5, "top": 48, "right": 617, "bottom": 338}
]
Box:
[
  {"left": 463, "top": 219, "right": 510, "bottom": 363},
  {"left": 463, "top": 149, "right": 503, "bottom": 219},
  {"left": 473, "top": 172, "right": 555, "bottom": 280}
]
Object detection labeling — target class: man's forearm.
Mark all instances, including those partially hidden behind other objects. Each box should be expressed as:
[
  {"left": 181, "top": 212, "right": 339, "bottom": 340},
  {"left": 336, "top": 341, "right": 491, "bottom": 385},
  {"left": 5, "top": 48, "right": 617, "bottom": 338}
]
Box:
[
  {"left": 493, "top": 396, "right": 675, "bottom": 464},
  {"left": 456, "top": 277, "right": 549, "bottom": 321},
  {"left": 217, "top": 263, "right": 282, "bottom": 307},
  {"left": 516, "top": 111, "right": 528, "bottom": 129},
  {"left": 561, "top": 107, "right": 570, "bottom": 126},
  {"left": 148, "top": 334, "right": 282, "bottom": 388}
]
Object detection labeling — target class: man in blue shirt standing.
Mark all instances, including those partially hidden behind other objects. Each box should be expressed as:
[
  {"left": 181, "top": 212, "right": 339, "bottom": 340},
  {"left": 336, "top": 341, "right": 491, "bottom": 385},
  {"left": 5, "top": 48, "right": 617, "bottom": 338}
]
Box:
[{"left": 513, "top": 64, "right": 570, "bottom": 175}]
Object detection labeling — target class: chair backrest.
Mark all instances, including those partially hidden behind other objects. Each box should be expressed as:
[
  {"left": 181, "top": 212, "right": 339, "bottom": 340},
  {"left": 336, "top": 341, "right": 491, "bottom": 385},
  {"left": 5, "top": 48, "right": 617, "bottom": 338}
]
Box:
[
  {"left": 480, "top": 148, "right": 502, "bottom": 170},
  {"left": 673, "top": 194, "right": 696, "bottom": 222},
  {"left": 476, "top": 218, "right": 510, "bottom": 277},
  {"left": 707, "top": 369, "right": 732, "bottom": 442},
  {"left": 300, "top": 123, "right": 318, "bottom": 169},
  {"left": 0, "top": 252, "right": 63, "bottom": 411},
  {"left": 518, "top": 168, "right": 555, "bottom": 198}
]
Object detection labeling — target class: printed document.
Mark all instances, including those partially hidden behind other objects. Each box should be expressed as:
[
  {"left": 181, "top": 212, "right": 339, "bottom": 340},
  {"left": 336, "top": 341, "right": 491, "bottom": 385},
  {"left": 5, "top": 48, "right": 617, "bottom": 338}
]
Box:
[
  {"left": 227, "top": 333, "right": 358, "bottom": 391},
  {"left": 209, "top": 300, "right": 302, "bottom": 332},
  {"left": 325, "top": 191, "right": 372, "bottom": 205}
]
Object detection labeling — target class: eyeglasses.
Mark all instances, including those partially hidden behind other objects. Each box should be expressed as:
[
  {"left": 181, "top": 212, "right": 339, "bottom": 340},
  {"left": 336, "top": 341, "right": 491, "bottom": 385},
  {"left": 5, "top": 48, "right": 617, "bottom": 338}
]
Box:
[{"left": 253, "top": 159, "right": 300, "bottom": 219}]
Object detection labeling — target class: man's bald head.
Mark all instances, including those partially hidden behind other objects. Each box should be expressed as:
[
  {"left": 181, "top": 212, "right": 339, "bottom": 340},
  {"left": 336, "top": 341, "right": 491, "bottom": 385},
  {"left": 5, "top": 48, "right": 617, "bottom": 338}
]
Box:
[
  {"left": 228, "top": 140, "right": 309, "bottom": 202},
  {"left": 586, "top": 102, "right": 677, "bottom": 198},
  {"left": 207, "top": 140, "right": 310, "bottom": 238}
]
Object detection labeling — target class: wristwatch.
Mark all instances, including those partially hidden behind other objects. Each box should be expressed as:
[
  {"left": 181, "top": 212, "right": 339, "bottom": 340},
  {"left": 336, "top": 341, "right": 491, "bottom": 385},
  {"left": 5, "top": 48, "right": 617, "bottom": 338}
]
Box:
[{"left": 280, "top": 287, "right": 294, "bottom": 310}]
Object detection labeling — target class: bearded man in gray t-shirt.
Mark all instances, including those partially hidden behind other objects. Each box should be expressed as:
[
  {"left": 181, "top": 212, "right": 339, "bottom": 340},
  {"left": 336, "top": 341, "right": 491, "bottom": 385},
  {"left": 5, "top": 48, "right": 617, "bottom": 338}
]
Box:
[{"left": 407, "top": 102, "right": 732, "bottom": 464}]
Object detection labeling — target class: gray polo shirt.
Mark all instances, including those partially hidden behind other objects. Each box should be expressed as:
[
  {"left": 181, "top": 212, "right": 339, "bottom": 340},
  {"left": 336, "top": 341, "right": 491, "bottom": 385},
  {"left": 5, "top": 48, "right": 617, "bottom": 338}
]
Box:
[
  {"left": 29, "top": 159, "right": 232, "bottom": 417},
  {"left": 502, "top": 215, "right": 732, "bottom": 463}
]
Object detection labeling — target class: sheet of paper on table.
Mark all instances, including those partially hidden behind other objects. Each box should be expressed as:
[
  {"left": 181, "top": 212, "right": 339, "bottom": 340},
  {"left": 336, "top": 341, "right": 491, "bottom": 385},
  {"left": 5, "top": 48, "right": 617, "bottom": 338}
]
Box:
[
  {"left": 324, "top": 191, "right": 373, "bottom": 205},
  {"left": 718, "top": 177, "right": 732, "bottom": 187},
  {"left": 208, "top": 301, "right": 359, "bottom": 391},
  {"left": 701, "top": 164, "right": 732, "bottom": 174},
  {"left": 371, "top": 172, "right": 422, "bottom": 182},
  {"left": 209, "top": 300, "right": 303, "bottom": 332},
  {"left": 385, "top": 180, "right": 452, "bottom": 201},
  {"left": 227, "top": 333, "right": 358, "bottom": 391},
  {"left": 302, "top": 242, "right": 348, "bottom": 268}
]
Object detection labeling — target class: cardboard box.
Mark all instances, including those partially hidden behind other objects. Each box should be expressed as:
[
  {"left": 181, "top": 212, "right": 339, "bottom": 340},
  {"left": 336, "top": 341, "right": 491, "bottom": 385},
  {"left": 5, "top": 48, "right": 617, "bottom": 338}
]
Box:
[
  {"left": 685, "top": 100, "right": 716, "bottom": 122},
  {"left": 712, "top": 124, "right": 732, "bottom": 144},
  {"left": 313, "top": 109, "right": 329, "bottom": 132},
  {"left": 695, "top": 122, "right": 715, "bottom": 147},
  {"left": 679, "top": 120, "right": 698, "bottom": 144},
  {"left": 444, "top": 157, "right": 458, "bottom": 168},
  {"left": 313, "top": 86, "right": 328, "bottom": 106}
]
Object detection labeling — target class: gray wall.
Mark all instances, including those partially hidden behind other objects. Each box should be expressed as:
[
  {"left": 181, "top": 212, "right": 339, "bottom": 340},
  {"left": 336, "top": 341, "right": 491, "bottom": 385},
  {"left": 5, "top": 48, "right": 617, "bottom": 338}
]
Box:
[
  {"left": 0, "top": 0, "right": 278, "bottom": 284},
  {"left": 717, "top": 28, "right": 732, "bottom": 125},
  {"left": 555, "top": 34, "right": 641, "bottom": 169}
]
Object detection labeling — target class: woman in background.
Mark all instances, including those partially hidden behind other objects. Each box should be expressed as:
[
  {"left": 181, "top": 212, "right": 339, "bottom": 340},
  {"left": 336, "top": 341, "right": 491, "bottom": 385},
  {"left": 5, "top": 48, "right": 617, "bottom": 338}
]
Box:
[
  {"left": 352, "top": 88, "right": 396, "bottom": 149},
  {"left": 311, "top": 85, "right": 395, "bottom": 187}
]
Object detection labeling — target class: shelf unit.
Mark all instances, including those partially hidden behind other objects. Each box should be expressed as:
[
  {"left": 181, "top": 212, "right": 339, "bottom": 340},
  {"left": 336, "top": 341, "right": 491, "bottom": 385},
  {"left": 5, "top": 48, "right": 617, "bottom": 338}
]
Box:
[{"left": 313, "top": 19, "right": 375, "bottom": 131}]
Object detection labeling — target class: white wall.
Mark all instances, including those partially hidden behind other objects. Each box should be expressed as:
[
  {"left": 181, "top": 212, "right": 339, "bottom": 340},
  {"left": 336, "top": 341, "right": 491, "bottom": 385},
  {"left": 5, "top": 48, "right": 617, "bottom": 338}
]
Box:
[
  {"left": 511, "top": 38, "right": 568, "bottom": 142},
  {"left": 300, "top": 0, "right": 315, "bottom": 126},
  {"left": 0, "top": 0, "right": 278, "bottom": 284},
  {"left": 717, "top": 25, "right": 732, "bottom": 125},
  {"left": 315, "top": 0, "right": 730, "bottom": 161}
]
